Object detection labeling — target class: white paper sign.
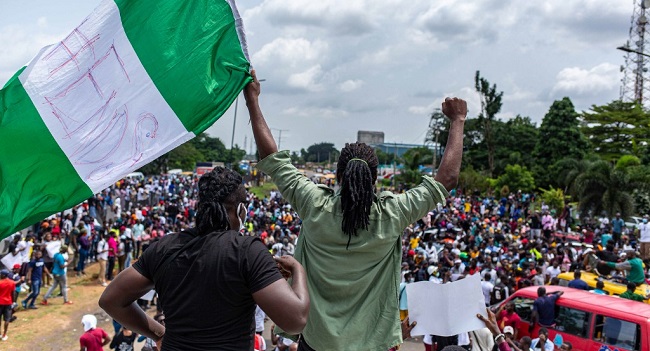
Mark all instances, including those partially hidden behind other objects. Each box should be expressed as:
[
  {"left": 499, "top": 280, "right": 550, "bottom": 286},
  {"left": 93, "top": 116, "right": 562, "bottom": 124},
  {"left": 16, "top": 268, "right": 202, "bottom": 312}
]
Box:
[
  {"left": 140, "top": 290, "right": 156, "bottom": 301},
  {"left": 45, "top": 241, "right": 62, "bottom": 259},
  {"left": 1, "top": 253, "right": 22, "bottom": 271},
  {"left": 407, "top": 273, "right": 487, "bottom": 336}
]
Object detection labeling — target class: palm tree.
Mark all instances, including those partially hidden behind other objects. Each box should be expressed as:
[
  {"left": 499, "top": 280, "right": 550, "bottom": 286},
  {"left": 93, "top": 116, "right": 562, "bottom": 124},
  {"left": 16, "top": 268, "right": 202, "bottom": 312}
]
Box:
[
  {"left": 554, "top": 157, "right": 593, "bottom": 199},
  {"left": 574, "top": 160, "right": 635, "bottom": 218}
]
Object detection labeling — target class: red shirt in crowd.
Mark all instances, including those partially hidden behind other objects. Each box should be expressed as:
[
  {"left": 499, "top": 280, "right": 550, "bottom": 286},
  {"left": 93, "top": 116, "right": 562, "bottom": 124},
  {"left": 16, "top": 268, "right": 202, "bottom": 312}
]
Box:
[
  {"left": 0, "top": 278, "right": 16, "bottom": 305},
  {"left": 80, "top": 328, "right": 108, "bottom": 351}
]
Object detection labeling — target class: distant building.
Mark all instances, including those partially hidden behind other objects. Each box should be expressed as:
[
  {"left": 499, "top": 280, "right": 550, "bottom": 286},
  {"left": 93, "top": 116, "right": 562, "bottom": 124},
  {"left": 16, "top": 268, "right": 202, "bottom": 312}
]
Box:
[
  {"left": 357, "top": 131, "right": 385, "bottom": 145},
  {"left": 372, "top": 143, "right": 438, "bottom": 158}
]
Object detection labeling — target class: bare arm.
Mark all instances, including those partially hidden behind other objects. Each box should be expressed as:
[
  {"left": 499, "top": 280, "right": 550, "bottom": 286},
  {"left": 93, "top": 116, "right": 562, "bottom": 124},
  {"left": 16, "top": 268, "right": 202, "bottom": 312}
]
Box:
[
  {"left": 253, "top": 256, "right": 309, "bottom": 334},
  {"left": 98, "top": 268, "right": 165, "bottom": 342},
  {"left": 435, "top": 98, "right": 466, "bottom": 191},
  {"left": 245, "top": 70, "right": 278, "bottom": 159}
]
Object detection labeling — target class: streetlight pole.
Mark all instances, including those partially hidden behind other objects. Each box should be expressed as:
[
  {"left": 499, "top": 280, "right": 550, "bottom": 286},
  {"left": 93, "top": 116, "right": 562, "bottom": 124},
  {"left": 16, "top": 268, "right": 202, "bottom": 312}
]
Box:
[{"left": 230, "top": 79, "right": 265, "bottom": 165}]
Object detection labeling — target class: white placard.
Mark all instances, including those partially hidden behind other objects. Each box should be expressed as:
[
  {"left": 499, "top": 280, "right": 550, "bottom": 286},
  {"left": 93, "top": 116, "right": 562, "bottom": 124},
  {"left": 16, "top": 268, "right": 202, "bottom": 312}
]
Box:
[
  {"left": 1, "top": 253, "right": 22, "bottom": 270},
  {"left": 45, "top": 241, "right": 62, "bottom": 259},
  {"left": 407, "top": 273, "right": 487, "bottom": 336}
]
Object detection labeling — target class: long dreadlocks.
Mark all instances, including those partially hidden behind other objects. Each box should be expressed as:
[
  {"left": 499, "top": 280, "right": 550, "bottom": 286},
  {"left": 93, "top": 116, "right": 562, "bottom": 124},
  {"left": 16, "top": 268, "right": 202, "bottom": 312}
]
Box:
[
  {"left": 195, "top": 167, "right": 245, "bottom": 234},
  {"left": 337, "top": 142, "right": 379, "bottom": 248}
]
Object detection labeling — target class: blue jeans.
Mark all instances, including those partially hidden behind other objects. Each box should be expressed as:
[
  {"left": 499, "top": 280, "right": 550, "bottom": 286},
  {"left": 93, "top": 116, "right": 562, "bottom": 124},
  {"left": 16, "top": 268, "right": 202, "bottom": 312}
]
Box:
[
  {"left": 24, "top": 279, "right": 42, "bottom": 307},
  {"left": 77, "top": 248, "right": 88, "bottom": 273}
]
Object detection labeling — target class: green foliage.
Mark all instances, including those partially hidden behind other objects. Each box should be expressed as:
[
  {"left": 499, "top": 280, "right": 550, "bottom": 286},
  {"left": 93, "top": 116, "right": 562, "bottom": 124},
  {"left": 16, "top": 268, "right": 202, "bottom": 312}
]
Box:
[
  {"left": 137, "top": 132, "right": 244, "bottom": 175},
  {"left": 615, "top": 155, "right": 641, "bottom": 170},
  {"left": 458, "top": 166, "right": 490, "bottom": 193},
  {"left": 633, "top": 189, "right": 650, "bottom": 215},
  {"left": 290, "top": 151, "right": 304, "bottom": 164},
  {"left": 402, "top": 147, "right": 433, "bottom": 169},
  {"left": 190, "top": 133, "right": 227, "bottom": 162},
  {"left": 303, "top": 142, "right": 339, "bottom": 163},
  {"left": 533, "top": 98, "right": 590, "bottom": 188},
  {"left": 540, "top": 187, "right": 566, "bottom": 213},
  {"left": 575, "top": 160, "right": 635, "bottom": 218},
  {"left": 496, "top": 164, "right": 535, "bottom": 193},
  {"left": 500, "top": 185, "right": 510, "bottom": 197},
  {"left": 167, "top": 143, "right": 205, "bottom": 171},
  {"left": 376, "top": 149, "right": 397, "bottom": 165},
  {"left": 475, "top": 71, "right": 504, "bottom": 176},
  {"left": 553, "top": 158, "right": 594, "bottom": 199},
  {"left": 581, "top": 100, "right": 650, "bottom": 161}
]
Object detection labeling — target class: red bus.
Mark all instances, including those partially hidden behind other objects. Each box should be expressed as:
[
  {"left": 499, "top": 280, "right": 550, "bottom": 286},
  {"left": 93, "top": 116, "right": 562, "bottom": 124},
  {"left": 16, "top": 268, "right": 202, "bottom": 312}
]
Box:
[{"left": 500, "top": 286, "right": 650, "bottom": 351}]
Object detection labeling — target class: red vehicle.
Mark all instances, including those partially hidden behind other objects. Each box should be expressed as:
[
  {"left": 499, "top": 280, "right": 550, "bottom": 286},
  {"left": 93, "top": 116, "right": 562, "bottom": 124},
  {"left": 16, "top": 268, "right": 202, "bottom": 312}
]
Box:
[{"left": 499, "top": 286, "right": 650, "bottom": 351}]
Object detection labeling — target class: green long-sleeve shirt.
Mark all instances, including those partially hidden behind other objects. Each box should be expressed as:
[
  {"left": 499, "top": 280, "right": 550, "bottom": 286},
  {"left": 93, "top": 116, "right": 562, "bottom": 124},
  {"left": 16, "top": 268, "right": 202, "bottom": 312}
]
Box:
[
  {"left": 257, "top": 151, "right": 449, "bottom": 351},
  {"left": 606, "top": 257, "right": 645, "bottom": 284}
]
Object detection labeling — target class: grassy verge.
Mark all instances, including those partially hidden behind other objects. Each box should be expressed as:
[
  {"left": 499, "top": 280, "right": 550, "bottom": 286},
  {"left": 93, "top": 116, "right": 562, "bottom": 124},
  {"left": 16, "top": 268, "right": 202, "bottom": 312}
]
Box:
[{"left": 248, "top": 182, "right": 277, "bottom": 199}]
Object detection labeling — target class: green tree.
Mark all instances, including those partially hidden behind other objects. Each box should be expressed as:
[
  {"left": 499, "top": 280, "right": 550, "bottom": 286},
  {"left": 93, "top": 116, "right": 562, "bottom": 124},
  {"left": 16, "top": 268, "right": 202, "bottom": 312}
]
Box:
[
  {"left": 376, "top": 149, "right": 397, "bottom": 165},
  {"left": 539, "top": 187, "right": 566, "bottom": 213},
  {"left": 397, "top": 148, "right": 430, "bottom": 186},
  {"left": 458, "top": 166, "right": 489, "bottom": 194},
  {"left": 190, "top": 132, "right": 228, "bottom": 162},
  {"left": 575, "top": 160, "right": 635, "bottom": 218},
  {"left": 167, "top": 143, "right": 205, "bottom": 171},
  {"left": 475, "top": 71, "right": 504, "bottom": 177},
  {"left": 495, "top": 164, "right": 535, "bottom": 193},
  {"left": 493, "top": 116, "right": 539, "bottom": 173},
  {"left": 290, "top": 151, "right": 304, "bottom": 164},
  {"left": 553, "top": 157, "right": 594, "bottom": 199},
  {"left": 304, "top": 142, "right": 339, "bottom": 163},
  {"left": 533, "top": 98, "right": 590, "bottom": 188},
  {"left": 581, "top": 100, "right": 650, "bottom": 161}
]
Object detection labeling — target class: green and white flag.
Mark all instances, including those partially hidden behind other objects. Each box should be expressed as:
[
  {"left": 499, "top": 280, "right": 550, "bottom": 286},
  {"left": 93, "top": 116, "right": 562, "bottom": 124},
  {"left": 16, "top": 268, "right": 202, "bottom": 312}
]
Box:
[{"left": 0, "top": 0, "right": 251, "bottom": 238}]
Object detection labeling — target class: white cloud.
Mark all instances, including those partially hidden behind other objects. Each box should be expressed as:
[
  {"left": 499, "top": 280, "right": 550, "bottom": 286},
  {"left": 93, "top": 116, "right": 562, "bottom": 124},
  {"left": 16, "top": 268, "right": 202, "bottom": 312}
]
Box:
[
  {"left": 551, "top": 63, "right": 620, "bottom": 96},
  {"left": 253, "top": 37, "right": 328, "bottom": 67},
  {"left": 287, "top": 65, "right": 324, "bottom": 92},
  {"left": 339, "top": 79, "right": 364, "bottom": 92},
  {"left": 283, "top": 106, "right": 349, "bottom": 119},
  {"left": 36, "top": 17, "right": 48, "bottom": 28},
  {"left": 0, "top": 25, "right": 61, "bottom": 84}
]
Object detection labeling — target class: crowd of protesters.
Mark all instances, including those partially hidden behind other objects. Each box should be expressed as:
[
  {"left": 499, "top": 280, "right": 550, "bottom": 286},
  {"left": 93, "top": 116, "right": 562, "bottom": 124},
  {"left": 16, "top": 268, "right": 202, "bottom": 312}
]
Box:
[{"left": 1, "top": 168, "right": 650, "bottom": 349}]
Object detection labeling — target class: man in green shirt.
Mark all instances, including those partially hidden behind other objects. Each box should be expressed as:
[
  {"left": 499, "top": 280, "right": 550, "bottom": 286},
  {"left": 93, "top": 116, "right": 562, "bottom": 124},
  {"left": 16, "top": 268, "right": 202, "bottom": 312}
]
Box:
[
  {"left": 245, "top": 71, "right": 467, "bottom": 350},
  {"left": 600, "top": 251, "right": 645, "bottom": 285},
  {"left": 620, "top": 282, "right": 650, "bottom": 301}
]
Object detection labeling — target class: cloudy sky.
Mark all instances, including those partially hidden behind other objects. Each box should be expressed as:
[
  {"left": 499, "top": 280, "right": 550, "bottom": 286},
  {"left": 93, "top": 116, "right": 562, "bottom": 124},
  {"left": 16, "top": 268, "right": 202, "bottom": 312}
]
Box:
[{"left": 0, "top": 0, "right": 632, "bottom": 153}]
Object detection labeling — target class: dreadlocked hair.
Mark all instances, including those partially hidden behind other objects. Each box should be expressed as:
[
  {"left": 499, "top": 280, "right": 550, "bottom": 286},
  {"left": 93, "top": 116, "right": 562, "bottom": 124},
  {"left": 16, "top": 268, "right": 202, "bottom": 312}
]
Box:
[
  {"left": 196, "top": 167, "right": 243, "bottom": 234},
  {"left": 337, "top": 142, "right": 379, "bottom": 249}
]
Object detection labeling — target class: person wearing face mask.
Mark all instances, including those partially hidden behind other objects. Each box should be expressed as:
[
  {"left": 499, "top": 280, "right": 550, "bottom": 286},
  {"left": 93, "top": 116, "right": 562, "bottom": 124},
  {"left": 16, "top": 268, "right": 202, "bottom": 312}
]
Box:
[{"left": 99, "top": 167, "right": 309, "bottom": 351}]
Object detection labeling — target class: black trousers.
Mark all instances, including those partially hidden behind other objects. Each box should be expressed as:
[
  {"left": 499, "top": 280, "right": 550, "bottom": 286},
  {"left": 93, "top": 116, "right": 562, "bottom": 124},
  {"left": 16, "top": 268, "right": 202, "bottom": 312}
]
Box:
[
  {"left": 297, "top": 338, "right": 315, "bottom": 351},
  {"left": 106, "top": 256, "right": 116, "bottom": 280}
]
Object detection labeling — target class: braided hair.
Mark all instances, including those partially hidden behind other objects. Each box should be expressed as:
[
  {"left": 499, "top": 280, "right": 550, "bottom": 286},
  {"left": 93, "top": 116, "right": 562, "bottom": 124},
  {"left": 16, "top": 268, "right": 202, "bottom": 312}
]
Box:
[
  {"left": 196, "top": 167, "right": 245, "bottom": 234},
  {"left": 336, "top": 143, "right": 378, "bottom": 248}
]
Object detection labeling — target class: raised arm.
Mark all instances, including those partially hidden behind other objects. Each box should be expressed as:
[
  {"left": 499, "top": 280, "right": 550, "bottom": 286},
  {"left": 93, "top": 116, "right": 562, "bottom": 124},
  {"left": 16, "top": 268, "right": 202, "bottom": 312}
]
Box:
[
  {"left": 245, "top": 70, "right": 278, "bottom": 159},
  {"left": 435, "top": 98, "right": 467, "bottom": 191}
]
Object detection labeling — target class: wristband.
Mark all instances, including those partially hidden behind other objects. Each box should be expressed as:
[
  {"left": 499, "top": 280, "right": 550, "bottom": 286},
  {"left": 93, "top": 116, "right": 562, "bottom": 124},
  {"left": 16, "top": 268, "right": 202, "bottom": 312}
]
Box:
[{"left": 494, "top": 333, "right": 505, "bottom": 343}]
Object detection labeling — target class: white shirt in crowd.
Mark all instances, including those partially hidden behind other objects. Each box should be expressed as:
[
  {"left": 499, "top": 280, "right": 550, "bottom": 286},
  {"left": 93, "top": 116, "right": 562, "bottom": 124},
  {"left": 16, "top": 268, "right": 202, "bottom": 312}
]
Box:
[
  {"left": 638, "top": 222, "right": 650, "bottom": 243},
  {"left": 545, "top": 265, "right": 561, "bottom": 280}
]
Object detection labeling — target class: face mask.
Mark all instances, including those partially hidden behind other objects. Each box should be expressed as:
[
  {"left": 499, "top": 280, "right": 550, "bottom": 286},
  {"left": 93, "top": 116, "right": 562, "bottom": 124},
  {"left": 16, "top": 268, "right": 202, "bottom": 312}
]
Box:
[
  {"left": 237, "top": 203, "right": 247, "bottom": 232},
  {"left": 644, "top": 219, "right": 648, "bottom": 224}
]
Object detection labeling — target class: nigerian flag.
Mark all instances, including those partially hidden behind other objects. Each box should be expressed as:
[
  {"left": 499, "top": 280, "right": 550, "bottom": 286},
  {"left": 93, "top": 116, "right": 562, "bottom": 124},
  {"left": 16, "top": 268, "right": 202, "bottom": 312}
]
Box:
[{"left": 0, "top": 0, "right": 251, "bottom": 238}]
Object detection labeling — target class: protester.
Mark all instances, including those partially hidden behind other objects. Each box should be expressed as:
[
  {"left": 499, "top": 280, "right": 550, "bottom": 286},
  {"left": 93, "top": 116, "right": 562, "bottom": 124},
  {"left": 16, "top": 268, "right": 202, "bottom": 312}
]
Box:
[
  {"left": 80, "top": 314, "right": 111, "bottom": 351},
  {"left": 248, "top": 68, "right": 467, "bottom": 350},
  {"left": 620, "top": 281, "right": 650, "bottom": 301},
  {"left": 99, "top": 166, "right": 310, "bottom": 350},
  {"left": 21, "top": 250, "right": 50, "bottom": 310},
  {"left": 0, "top": 269, "right": 17, "bottom": 341},
  {"left": 530, "top": 288, "right": 563, "bottom": 331},
  {"left": 42, "top": 245, "right": 73, "bottom": 306}
]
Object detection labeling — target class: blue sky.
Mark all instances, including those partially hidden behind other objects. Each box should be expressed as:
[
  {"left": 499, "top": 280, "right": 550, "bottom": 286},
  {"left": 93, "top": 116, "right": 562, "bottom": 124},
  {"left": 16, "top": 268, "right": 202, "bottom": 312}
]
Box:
[{"left": 0, "top": 0, "right": 632, "bottom": 153}]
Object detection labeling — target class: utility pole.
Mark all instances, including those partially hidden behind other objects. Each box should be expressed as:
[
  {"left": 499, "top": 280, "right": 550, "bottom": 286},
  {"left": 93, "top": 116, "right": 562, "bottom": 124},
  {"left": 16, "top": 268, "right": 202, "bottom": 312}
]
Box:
[{"left": 271, "top": 128, "right": 289, "bottom": 150}]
